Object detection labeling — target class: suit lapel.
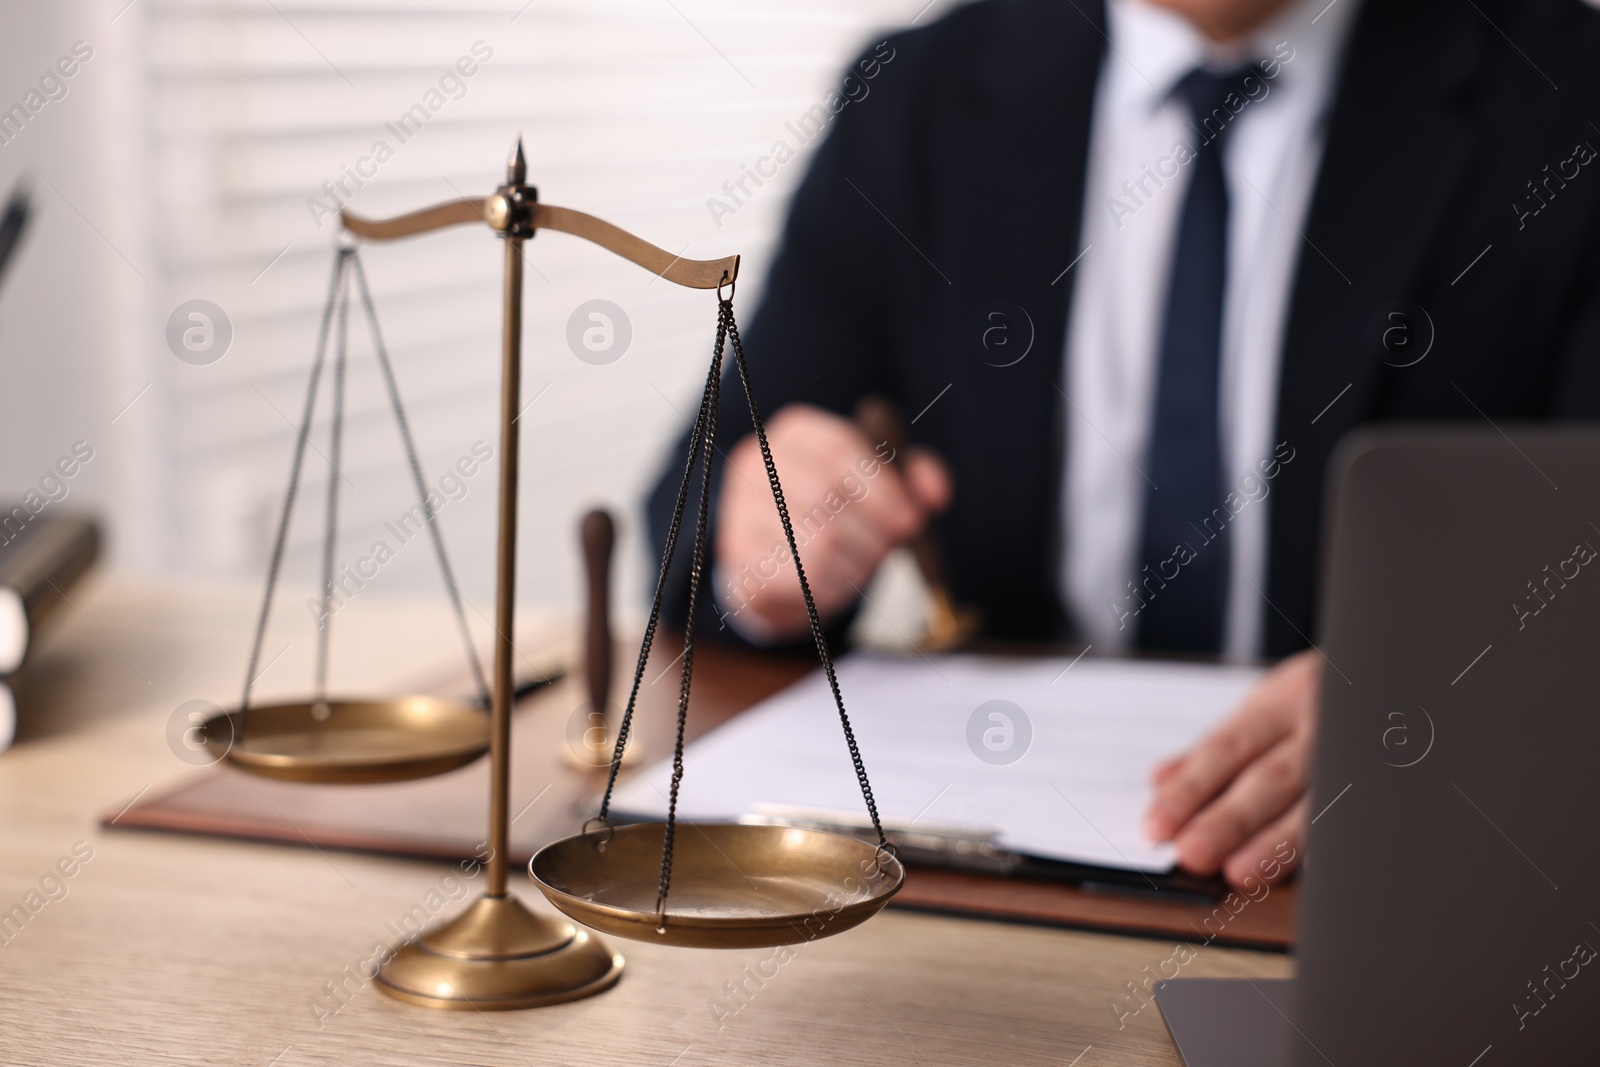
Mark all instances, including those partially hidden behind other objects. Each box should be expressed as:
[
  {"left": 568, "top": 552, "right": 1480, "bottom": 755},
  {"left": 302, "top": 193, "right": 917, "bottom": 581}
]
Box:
[
  {"left": 926, "top": 0, "right": 1106, "bottom": 637},
  {"left": 1265, "top": 0, "right": 1485, "bottom": 655}
]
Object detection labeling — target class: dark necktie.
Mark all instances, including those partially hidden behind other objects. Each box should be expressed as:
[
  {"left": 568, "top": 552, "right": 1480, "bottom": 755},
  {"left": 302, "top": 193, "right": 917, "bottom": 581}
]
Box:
[{"left": 1134, "top": 64, "right": 1259, "bottom": 655}]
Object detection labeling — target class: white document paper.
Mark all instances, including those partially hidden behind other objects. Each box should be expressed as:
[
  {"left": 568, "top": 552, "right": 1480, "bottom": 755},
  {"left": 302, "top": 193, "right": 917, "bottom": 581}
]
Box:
[{"left": 610, "top": 653, "right": 1262, "bottom": 873}]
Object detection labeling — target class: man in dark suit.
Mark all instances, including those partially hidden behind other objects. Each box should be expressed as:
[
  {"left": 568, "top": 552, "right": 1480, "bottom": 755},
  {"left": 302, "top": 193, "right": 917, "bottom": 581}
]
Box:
[{"left": 649, "top": 0, "right": 1600, "bottom": 889}]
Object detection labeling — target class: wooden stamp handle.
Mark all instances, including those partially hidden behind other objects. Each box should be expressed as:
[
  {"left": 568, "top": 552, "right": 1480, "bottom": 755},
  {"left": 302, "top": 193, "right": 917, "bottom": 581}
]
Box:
[{"left": 580, "top": 509, "right": 615, "bottom": 715}]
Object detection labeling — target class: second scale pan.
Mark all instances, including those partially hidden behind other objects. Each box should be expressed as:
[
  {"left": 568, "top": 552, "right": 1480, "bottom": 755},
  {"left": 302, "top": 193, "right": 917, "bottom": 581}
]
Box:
[
  {"left": 201, "top": 697, "right": 489, "bottom": 784},
  {"left": 529, "top": 822, "right": 905, "bottom": 949}
]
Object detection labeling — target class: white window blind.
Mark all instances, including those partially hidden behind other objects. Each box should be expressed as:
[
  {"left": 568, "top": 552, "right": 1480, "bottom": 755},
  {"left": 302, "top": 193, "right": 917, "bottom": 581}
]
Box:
[{"left": 137, "top": 0, "right": 938, "bottom": 618}]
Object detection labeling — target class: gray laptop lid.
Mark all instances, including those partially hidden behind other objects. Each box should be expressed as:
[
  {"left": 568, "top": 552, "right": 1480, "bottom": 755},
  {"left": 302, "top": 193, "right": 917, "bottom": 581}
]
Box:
[{"left": 1291, "top": 427, "right": 1600, "bottom": 1065}]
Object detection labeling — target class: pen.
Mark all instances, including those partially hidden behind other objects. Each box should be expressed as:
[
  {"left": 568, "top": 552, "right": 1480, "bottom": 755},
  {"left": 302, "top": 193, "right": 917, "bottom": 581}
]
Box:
[
  {"left": 473, "top": 669, "right": 566, "bottom": 710},
  {"left": 741, "top": 802, "right": 1222, "bottom": 902}
]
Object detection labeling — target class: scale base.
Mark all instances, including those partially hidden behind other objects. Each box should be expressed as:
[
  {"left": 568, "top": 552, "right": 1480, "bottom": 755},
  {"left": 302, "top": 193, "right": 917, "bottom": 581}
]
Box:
[{"left": 375, "top": 893, "right": 622, "bottom": 1011}]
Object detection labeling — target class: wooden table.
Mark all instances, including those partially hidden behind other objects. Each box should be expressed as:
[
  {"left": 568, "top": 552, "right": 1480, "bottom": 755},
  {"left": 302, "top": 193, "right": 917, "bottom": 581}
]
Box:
[{"left": 0, "top": 574, "right": 1290, "bottom": 1066}]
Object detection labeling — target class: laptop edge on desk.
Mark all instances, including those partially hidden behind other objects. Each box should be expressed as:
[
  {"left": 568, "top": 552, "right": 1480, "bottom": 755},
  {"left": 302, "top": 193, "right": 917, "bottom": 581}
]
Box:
[{"left": 1156, "top": 426, "right": 1600, "bottom": 1066}]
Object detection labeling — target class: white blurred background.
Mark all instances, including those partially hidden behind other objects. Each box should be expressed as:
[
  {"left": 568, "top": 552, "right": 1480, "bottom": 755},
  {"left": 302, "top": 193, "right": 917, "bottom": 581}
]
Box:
[{"left": 0, "top": 0, "right": 937, "bottom": 625}]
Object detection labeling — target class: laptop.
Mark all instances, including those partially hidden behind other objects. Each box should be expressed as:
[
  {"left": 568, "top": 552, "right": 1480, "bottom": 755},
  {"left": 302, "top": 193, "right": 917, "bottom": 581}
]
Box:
[{"left": 1155, "top": 426, "right": 1600, "bottom": 1066}]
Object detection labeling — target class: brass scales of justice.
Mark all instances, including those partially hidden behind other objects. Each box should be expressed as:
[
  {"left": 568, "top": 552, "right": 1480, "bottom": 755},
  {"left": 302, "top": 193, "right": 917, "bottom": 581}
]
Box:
[{"left": 197, "top": 138, "right": 904, "bottom": 1011}]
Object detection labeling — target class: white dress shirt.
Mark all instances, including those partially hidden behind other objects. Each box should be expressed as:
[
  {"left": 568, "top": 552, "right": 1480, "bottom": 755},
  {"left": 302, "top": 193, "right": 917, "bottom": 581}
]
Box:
[{"left": 1060, "top": 0, "right": 1359, "bottom": 660}]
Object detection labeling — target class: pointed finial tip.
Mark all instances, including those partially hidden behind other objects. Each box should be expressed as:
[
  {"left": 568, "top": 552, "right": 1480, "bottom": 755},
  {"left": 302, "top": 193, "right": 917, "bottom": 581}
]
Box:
[{"left": 508, "top": 133, "right": 527, "bottom": 184}]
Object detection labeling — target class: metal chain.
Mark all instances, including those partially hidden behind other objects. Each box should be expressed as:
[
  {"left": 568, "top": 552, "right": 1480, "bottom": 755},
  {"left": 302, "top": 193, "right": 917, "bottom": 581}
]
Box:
[
  {"left": 313, "top": 253, "right": 351, "bottom": 702},
  {"left": 723, "top": 305, "right": 887, "bottom": 848},
  {"left": 240, "top": 249, "right": 349, "bottom": 725},
  {"left": 595, "top": 289, "right": 889, "bottom": 928},
  {"left": 652, "top": 300, "right": 728, "bottom": 919},
  {"left": 348, "top": 251, "right": 490, "bottom": 707},
  {"left": 239, "top": 245, "right": 494, "bottom": 733},
  {"left": 595, "top": 305, "right": 727, "bottom": 826}
]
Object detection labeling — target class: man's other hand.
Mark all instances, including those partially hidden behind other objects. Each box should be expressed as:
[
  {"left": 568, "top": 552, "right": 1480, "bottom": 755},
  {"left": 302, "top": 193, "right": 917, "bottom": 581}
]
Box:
[
  {"left": 715, "top": 403, "right": 952, "bottom": 640},
  {"left": 1143, "top": 649, "right": 1321, "bottom": 889}
]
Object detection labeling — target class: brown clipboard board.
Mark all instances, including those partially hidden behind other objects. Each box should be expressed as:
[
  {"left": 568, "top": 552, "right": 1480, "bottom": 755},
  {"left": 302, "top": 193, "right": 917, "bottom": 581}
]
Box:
[{"left": 103, "top": 636, "right": 1295, "bottom": 951}]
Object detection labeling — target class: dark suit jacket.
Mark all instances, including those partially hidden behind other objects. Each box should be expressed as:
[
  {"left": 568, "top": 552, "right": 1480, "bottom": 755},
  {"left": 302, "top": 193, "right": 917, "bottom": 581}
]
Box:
[{"left": 649, "top": 0, "right": 1600, "bottom": 658}]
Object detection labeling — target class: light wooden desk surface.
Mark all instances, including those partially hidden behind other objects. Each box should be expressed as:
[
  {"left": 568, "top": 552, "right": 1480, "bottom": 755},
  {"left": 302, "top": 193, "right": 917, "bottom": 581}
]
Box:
[{"left": 0, "top": 574, "right": 1290, "bottom": 1066}]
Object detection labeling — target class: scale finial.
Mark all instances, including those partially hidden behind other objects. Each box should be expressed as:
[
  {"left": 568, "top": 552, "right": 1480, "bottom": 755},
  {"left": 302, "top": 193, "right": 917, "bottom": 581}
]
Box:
[{"left": 508, "top": 134, "right": 527, "bottom": 185}]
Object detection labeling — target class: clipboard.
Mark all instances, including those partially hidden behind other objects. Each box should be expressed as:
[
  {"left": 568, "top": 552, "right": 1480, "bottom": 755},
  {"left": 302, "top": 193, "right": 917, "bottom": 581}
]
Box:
[{"left": 104, "top": 636, "right": 1296, "bottom": 950}]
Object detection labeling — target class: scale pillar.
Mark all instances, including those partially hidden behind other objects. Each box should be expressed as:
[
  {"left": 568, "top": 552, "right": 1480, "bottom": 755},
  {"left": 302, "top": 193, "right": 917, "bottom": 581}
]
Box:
[
  {"left": 487, "top": 141, "right": 527, "bottom": 901},
  {"left": 377, "top": 138, "right": 622, "bottom": 1010}
]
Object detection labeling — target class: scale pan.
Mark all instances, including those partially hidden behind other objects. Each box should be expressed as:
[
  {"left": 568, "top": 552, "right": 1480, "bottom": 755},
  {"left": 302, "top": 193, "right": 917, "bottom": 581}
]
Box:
[
  {"left": 201, "top": 697, "right": 490, "bottom": 784},
  {"left": 529, "top": 821, "right": 905, "bottom": 949}
]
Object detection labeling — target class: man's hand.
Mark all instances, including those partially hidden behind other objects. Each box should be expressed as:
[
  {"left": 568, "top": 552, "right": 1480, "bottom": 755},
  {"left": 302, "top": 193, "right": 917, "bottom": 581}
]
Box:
[
  {"left": 1143, "top": 649, "right": 1322, "bottom": 889},
  {"left": 715, "top": 403, "right": 952, "bottom": 640}
]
